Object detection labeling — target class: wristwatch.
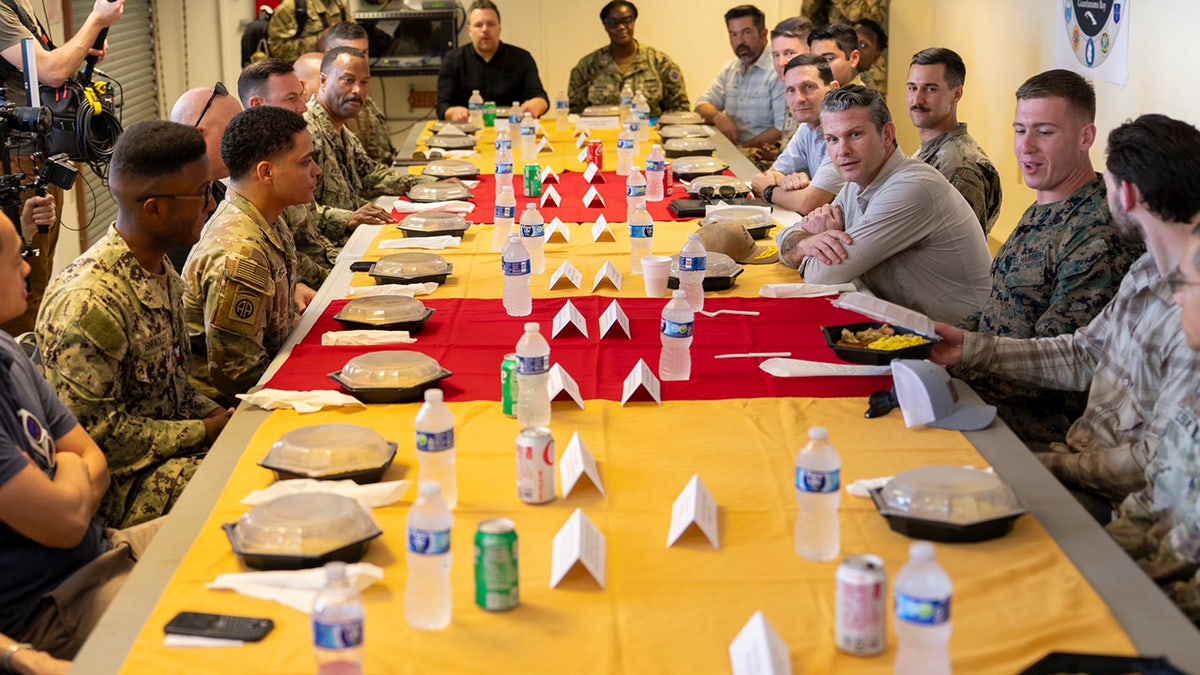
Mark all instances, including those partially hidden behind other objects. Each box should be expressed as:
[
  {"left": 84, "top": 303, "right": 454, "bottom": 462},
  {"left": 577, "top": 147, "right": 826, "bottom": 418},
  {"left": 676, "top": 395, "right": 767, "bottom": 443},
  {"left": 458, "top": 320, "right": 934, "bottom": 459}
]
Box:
[
  {"left": 762, "top": 184, "right": 776, "bottom": 204},
  {"left": 3, "top": 642, "right": 32, "bottom": 673}
]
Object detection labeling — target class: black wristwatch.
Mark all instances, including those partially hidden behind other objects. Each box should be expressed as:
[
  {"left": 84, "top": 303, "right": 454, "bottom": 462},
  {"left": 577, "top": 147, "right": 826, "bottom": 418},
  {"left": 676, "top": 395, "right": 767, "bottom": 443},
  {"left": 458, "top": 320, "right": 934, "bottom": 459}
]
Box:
[{"left": 762, "top": 184, "right": 776, "bottom": 204}]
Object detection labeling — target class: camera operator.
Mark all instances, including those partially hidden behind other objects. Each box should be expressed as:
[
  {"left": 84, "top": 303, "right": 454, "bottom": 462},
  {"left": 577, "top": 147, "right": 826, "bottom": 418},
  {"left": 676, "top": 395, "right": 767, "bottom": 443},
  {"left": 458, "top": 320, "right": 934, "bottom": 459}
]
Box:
[{"left": 0, "top": 0, "right": 125, "bottom": 335}]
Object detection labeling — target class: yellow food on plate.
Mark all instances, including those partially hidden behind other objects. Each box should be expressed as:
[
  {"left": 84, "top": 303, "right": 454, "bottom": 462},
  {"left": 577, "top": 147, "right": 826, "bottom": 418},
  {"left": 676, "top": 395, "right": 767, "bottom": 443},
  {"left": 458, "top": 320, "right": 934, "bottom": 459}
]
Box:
[
  {"left": 837, "top": 324, "right": 896, "bottom": 347},
  {"left": 866, "top": 335, "right": 931, "bottom": 351}
]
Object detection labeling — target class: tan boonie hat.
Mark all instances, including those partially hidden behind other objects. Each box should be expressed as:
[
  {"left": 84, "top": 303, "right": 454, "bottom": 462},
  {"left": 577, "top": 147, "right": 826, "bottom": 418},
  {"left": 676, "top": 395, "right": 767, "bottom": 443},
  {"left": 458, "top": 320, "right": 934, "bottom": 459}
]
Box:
[{"left": 698, "top": 223, "right": 779, "bottom": 265}]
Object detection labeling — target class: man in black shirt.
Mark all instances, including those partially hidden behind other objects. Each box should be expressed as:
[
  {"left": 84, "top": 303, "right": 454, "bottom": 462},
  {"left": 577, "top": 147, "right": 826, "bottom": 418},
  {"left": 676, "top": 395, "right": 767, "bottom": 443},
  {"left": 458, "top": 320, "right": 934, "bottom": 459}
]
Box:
[{"left": 437, "top": 0, "right": 548, "bottom": 122}]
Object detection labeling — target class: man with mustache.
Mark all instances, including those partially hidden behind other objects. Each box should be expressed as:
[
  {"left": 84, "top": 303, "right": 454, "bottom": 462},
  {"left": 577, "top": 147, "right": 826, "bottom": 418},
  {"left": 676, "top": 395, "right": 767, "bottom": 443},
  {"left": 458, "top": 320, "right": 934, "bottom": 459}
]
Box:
[
  {"left": 695, "top": 5, "right": 785, "bottom": 154},
  {"left": 906, "top": 48, "right": 1001, "bottom": 234},
  {"left": 304, "top": 46, "right": 419, "bottom": 212}
]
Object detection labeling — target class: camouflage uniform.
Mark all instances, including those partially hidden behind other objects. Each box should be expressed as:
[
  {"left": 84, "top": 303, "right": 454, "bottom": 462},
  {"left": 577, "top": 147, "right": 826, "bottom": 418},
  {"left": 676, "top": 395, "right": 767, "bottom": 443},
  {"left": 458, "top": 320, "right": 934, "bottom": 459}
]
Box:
[
  {"left": 1107, "top": 406, "right": 1200, "bottom": 623},
  {"left": 283, "top": 201, "right": 348, "bottom": 288},
  {"left": 183, "top": 191, "right": 299, "bottom": 404},
  {"left": 567, "top": 43, "right": 690, "bottom": 117},
  {"left": 914, "top": 123, "right": 1002, "bottom": 234},
  {"left": 266, "top": 0, "right": 349, "bottom": 63},
  {"left": 305, "top": 101, "right": 420, "bottom": 211},
  {"left": 36, "top": 226, "right": 222, "bottom": 528},
  {"left": 345, "top": 96, "right": 396, "bottom": 165},
  {"left": 953, "top": 174, "right": 1144, "bottom": 444}
]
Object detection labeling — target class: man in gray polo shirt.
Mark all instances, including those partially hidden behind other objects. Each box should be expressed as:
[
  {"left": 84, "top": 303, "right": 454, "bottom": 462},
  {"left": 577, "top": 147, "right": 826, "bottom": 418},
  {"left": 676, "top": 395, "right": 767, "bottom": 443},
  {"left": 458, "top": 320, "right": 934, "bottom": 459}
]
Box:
[{"left": 776, "top": 86, "right": 991, "bottom": 324}]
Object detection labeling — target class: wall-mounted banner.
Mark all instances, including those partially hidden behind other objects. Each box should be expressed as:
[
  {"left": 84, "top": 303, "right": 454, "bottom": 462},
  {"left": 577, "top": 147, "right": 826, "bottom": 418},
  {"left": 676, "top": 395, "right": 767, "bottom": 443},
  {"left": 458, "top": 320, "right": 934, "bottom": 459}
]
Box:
[{"left": 1056, "top": 0, "right": 1129, "bottom": 84}]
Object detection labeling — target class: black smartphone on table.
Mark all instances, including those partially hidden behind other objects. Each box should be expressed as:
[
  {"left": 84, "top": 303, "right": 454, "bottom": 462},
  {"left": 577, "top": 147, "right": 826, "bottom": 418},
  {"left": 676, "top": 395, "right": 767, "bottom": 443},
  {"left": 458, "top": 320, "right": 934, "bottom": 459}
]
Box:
[{"left": 164, "top": 611, "right": 275, "bottom": 642}]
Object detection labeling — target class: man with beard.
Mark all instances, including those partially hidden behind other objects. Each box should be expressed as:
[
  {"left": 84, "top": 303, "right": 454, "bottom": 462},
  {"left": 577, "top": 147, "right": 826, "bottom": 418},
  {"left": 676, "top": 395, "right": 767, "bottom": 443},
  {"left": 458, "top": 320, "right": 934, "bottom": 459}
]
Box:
[
  {"left": 695, "top": 5, "right": 785, "bottom": 151},
  {"left": 934, "top": 111, "right": 1200, "bottom": 517}
]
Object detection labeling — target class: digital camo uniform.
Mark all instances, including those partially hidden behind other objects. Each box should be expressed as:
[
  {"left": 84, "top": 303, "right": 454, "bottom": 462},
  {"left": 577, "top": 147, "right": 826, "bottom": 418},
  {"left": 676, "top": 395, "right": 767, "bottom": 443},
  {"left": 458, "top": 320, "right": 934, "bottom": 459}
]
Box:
[
  {"left": 305, "top": 101, "right": 421, "bottom": 211},
  {"left": 183, "top": 191, "right": 299, "bottom": 405},
  {"left": 266, "top": 0, "right": 349, "bottom": 63},
  {"left": 1106, "top": 406, "right": 1200, "bottom": 623},
  {"left": 282, "top": 203, "right": 341, "bottom": 288},
  {"left": 953, "top": 175, "right": 1143, "bottom": 445},
  {"left": 567, "top": 44, "right": 689, "bottom": 117},
  {"left": 37, "top": 226, "right": 223, "bottom": 528},
  {"left": 346, "top": 97, "right": 396, "bottom": 165},
  {"left": 801, "top": 0, "right": 890, "bottom": 98},
  {"left": 914, "top": 123, "right": 1002, "bottom": 234}
]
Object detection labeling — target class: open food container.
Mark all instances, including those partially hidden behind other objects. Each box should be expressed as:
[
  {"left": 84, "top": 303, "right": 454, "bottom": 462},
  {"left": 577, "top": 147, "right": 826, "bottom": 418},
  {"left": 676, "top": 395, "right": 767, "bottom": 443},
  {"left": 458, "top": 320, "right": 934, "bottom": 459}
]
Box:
[
  {"left": 667, "top": 251, "right": 744, "bottom": 292},
  {"left": 822, "top": 293, "right": 940, "bottom": 365},
  {"left": 869, "top": 466, "right": 1026, "bottom": 543},
  {"left": 333, "top": 296, "right": 435, "bottom": 333},
  {"left": 423, "top": 159, "right": 480, "bottom": 179},
  {"left": 368, "top": 252, "right": 453, "bottom": 285},
  {"left": 659, "top": 124, "right": 710, "bottom": 139},
  {"left": 700, "top": 206, "right": 775, "bottom": 239},
  {"left": 329, "top": 351, "right": 452, "bottom": 404},
  {"left": 664, "top": 136, "right": 717, "bottom": 158},
  {"left": 658, "top": 111, "right": 703, "bottom": 126},
  {"left": 671, "top": 155, "right": 728, "bottom": 181},
  {"left": 397, "top": 211, "right": 470, "bottom": 238},
  {"left": 259, "top": 424, "right": 398, "bottom": 484},
  {"left": 223, "top": 493, "right": 383, "bottom": 570},
  {"left": 425, "top": 134, "right": 477, "bottom": 150},
  {"left": 407, "top": 180, "right": 472, "bottom": 203}
]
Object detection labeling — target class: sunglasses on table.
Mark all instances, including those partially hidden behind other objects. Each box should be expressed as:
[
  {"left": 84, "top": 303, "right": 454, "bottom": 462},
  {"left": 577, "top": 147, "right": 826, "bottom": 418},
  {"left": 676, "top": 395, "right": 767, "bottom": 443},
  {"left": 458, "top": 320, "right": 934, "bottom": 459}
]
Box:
[
  {"left": 697, "top": 185, "right": 741, "bottom": 201},
  {"left": 194, "top": 82, "right": 229, "bottom": 128}
]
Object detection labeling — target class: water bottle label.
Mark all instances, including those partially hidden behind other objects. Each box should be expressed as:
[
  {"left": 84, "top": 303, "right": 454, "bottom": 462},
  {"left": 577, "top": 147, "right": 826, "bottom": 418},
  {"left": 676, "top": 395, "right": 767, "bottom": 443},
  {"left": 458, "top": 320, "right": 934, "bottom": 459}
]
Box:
[
  {"left": 517, "top": 354, "right": 549, "bottom": 375},
  {"left": 469, "top": 102, "right": 482, "bottom": 112},
  {"left": 630, "top": 224, "right": 654, "bottom": 238},
  {"left": 495, "top": 204, "right": 516, "bottom": 220},
  {"left": 621, "top": 96, "right": 632, "bottom": 106},
  {"left": 628, "top": 120, "right": 641, "bottom": 133},
  {"left": 522, "top": 126, "right": 536, "bottom": 137},
  {"left": 646, "top": 159, "right": 665, "bottom": 173},
  {"left": 617, "top": 138, "right": 635, "bottom": 151},
  {"left": 661, "top": 319, "right": 693, "bottom": 338},
  {"left": 408, "top": 527, "right": 451, "bottom": 555},
  {"left": 520, "top": 224, "right": 545, "bottom": 238},
  {"left": 313, "top": 617, "right": 364, "bottom": 650},
  {"left": 496, "top": 139, "right": 513, "bottom": 151},
  {"left": 502, "top": 259, "right": 530, "bottom": 276},
  {"left": 510, "top": 114, "right": 521, "bottom": 125},
  {"left": 637, "top": 110, "right": 649, "bottom": 121},
  {"left": 417, "top": 428, "right": 455, "bottom": 453},
  {"left": 679, "top": 255, "right": 707, "bottom": 272},
  {"left": 896, "top": 592, "right": 951, "bottom": 626},
  {"left": 626, "top": 185, "right": 647, "bottom": 199},
  {"left": 496, "top": 162, "right": 513, "bottom": 175},
  {"left": 557, "top": 101, "right": 569, "bottom": 111},
  {"left": 795, "top": 467, "right": 840, "bottom": 493}
]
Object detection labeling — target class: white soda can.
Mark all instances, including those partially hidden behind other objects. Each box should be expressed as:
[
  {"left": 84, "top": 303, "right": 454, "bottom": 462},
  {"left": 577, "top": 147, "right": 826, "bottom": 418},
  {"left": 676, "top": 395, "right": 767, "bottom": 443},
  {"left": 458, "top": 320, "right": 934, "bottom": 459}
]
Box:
[
  {"left": 836, "top": 554, "right": 887, "bottom": 656},
  {"left": 516, "top": 427, "right": 555, "bottom": 504}
]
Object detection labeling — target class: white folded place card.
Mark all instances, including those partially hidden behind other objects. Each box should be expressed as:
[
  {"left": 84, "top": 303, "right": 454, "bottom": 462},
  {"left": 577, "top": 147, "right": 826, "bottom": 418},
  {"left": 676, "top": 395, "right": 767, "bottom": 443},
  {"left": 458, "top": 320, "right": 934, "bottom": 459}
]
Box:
[
  {"left": 729, "top": 611, "right": 792, "bottom": 675},
  {"left": 832, "top": 292, "right": 936, "bottom": 337},
  {"left": 540, "top": 165, "right": 559, "bottom": 183},
  {"left": 544, "top": 217, "right": 570, "bottom": 242},
  {"left": 548, "top": 261, "right": 583, "bottom": 290},
  {"left": 552, "top": 299, "right": 589, "bottom": 338},
  {"left": 666, "top": 474, "right": 719, "bottom": 549},
  {"left": 536, "top": 136, "right": 553, "bottom": 154},
  {"left": 560, "top": 432, "right": 604, "bottom": 497},
  {"left": 621, "top": 358, "right": 661, "bottom": 406},
  {"left": 577, "top": 147, "right": 589, "bottom": 163},
  {"left": 590, "top": 214, "right": 615, "bottom": 242},
  {"left": 540, "top": 185, "right": 563, "bottom": 208},
  {"left": 591, "top": 260, "right": 622, "bottom": 292},
  {"left": 547, "top": 363, "right": 585, "bottom": 410},
  {"left": 575, "top": 130, "right": 590, "bottom": 148},
  {"left": 599, "top": 299, "right": 631, "bottom": 339},
  {"left": 583, "top": 163, "right": 605, "bottom": 184},
  {"left": 550, "top": 509, "right": 606, "bottom": 589}
]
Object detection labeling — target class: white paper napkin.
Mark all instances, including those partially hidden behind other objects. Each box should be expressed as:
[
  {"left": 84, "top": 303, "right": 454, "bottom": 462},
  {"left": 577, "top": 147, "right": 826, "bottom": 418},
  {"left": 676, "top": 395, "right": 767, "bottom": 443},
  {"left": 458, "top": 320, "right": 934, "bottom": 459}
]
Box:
[
  {"left": 164, "top": 635, "right": 245, "bottom": 648},
  {"left": 759, "top": 282, "right": 858, "bottom": 298},
  {"left": 442, "top": 149, "right": 480, "bottom": 159},
  {"left": 392, "top": 199, "right": 475, "bottom": 214},
  {"left": 237, "top": 389, "right": 366, "bottom": 414},
  {"left": 759, "top": 358, "right": 891, "bottom": 378},
  {"left": 341, "top": 283, "right": 438, "bottom": 299},
  {"left": 321, "top": 330, "right": 416, "bottom": 346},
  {"left": 243, "top": 479, "right": 412, "bottom": 508},
  {"left": 379, "top": 236, "right": 461, "bottom": 250},
  {"left": 208, "top": 563, "right": 384, "bottom": 615}
]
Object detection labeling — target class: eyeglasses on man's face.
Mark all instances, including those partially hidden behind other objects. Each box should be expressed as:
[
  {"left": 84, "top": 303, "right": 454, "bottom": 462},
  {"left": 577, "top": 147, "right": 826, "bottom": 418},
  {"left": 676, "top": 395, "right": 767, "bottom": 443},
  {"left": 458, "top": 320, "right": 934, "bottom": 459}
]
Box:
[
  {"left": 603, "top": 16, "right": 635, "bottom": 29},
  {"left": 194, "top": 82, "right": 229, "bottom": 128},
  {"left": 136, "top": 183, "right": 215, "bottom": 205},
  {"left": 1168, "top": 267, "right": 1200, "bottom": 294}
]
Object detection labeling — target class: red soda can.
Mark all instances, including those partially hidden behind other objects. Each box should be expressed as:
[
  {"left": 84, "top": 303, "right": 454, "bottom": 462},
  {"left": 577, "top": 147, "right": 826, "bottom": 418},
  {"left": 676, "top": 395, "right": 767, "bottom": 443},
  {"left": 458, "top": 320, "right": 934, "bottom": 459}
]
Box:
[
  {"left": 516, "top": 427, "right": 556, "bottom": 504},
  {"left": 586, "top": 139, "right": 604, "bottom": 171},
  {"left": 663, "top": 161, "right": 674, "bottom": 195},
  {"left": 836, "top": 554, "right": 887, "bottom": 656}
]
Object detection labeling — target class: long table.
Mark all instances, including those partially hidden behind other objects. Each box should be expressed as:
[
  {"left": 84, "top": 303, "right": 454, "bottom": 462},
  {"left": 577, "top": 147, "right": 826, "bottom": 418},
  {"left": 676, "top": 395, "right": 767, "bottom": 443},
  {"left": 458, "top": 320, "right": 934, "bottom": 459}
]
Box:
[{"left": 71, "top": 123, "right": 1200, "bottom": 674}]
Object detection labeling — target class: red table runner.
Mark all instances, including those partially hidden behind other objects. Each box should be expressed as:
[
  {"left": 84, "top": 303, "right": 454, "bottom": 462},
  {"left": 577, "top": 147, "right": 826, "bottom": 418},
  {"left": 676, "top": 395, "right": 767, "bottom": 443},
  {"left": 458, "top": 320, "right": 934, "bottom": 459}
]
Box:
[{"left": 265, "top": 296, "right": 892, "bottom": 403}]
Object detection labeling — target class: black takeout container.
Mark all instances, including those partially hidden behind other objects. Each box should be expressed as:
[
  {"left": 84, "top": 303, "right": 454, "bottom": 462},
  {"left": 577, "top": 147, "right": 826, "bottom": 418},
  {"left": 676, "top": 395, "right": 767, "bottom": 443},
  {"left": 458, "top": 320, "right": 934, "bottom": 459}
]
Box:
[{"left": 821, "top": 322, "right": 937, "bottom": 366}]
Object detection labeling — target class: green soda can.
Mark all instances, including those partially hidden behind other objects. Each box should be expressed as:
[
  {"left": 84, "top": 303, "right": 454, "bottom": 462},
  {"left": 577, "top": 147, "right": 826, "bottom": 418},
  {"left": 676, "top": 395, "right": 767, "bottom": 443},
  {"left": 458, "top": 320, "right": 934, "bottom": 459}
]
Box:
[
  {"left": 483, "top": 101, "right": 497, "bottom": 127},
  {"left": 524, "top": 162, "right": 543, "bottom": 197},
  {"left": 501, "top": 353, "right": 519, "bottom": 417},
  {"left": 475, "top": 518, "right": 519, "bottom": 611}
]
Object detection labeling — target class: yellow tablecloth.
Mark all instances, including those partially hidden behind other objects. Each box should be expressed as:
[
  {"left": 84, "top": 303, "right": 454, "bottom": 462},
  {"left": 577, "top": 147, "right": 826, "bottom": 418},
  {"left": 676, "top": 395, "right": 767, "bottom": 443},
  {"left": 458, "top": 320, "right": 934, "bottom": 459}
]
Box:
[{"left": 119, "top": 399, "right": 1134, "bottom": 674}]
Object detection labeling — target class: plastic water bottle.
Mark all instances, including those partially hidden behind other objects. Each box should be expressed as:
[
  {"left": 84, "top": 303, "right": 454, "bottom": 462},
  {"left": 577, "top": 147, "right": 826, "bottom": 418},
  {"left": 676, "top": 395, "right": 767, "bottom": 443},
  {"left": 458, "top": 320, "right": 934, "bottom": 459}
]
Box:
[
  {"left": 894, "top": 542, "right": 953, "bottom": 675},
  {"left": 677, "top": 232, "right": 706, "bottom": 312},
  {"left": 634, "top": 91, "right": 650, "bottom": 143},
  {"left": 618, "top": 82, "right": 633, "bottom": 125},
  {"left": 555, "top": 90, "right": 569, "bottom": 132},
  {"left": 794, "top": 427, "right": 841, "bottom": 562},
  {"left": 468, "top": 89, "right": 483, "bottom": 129},
  {"left": 626, "top": 167, "right": 647, "bottom": 222},
  {"left": 495, "top": 144, "right": 514, "bottom": 199},
  {"left": 515, "top": 322, "right": 551, "bottom": 428},
  {"left": 312, "top": 561, "right": 364, "bottom": 674},
  {"left": 520, "top": 112, "right": 537, "bottom": 163},
  {"left": 495, "top": 127, "right": 513, "bottom": 153},
  {"left": 501, "top": 233, "right": 531, "bottom": 317},
  {"left": 493, "top": 185, "right": 516, "bottom": 252},
  {"left": 405, "top": 481, "right": 453, "bottom": 631},
  {"left": 659, "top": 289, "right": 694, "bottom": 381},
  {"left": 508, "top": 101, "right": 522, "bottom": 130},
  {"left": 646, "top": 144, "right": 666, "bottom": 202},
  {"left": 616, "top": 123, "right": 635, "bottom": 176},
  {"left": 629, "top": 204, "right": 654, "bottom": 274},
  {"left": 415, "top": 388, "right": 457, "bottom": 509},
  {"left": 519, "top": 203, "right": 546, "bottom": 274}
]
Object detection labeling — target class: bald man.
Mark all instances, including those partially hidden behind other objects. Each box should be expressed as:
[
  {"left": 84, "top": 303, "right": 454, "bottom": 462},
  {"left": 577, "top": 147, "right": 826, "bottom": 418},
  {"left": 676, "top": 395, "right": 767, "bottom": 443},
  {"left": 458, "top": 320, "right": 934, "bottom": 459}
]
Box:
[
  {"left": 166, "top": 85, "right": 243, "bottom": 271},
  {"left": 294, "top": 52, "right": 322, "bottom": 102}
]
